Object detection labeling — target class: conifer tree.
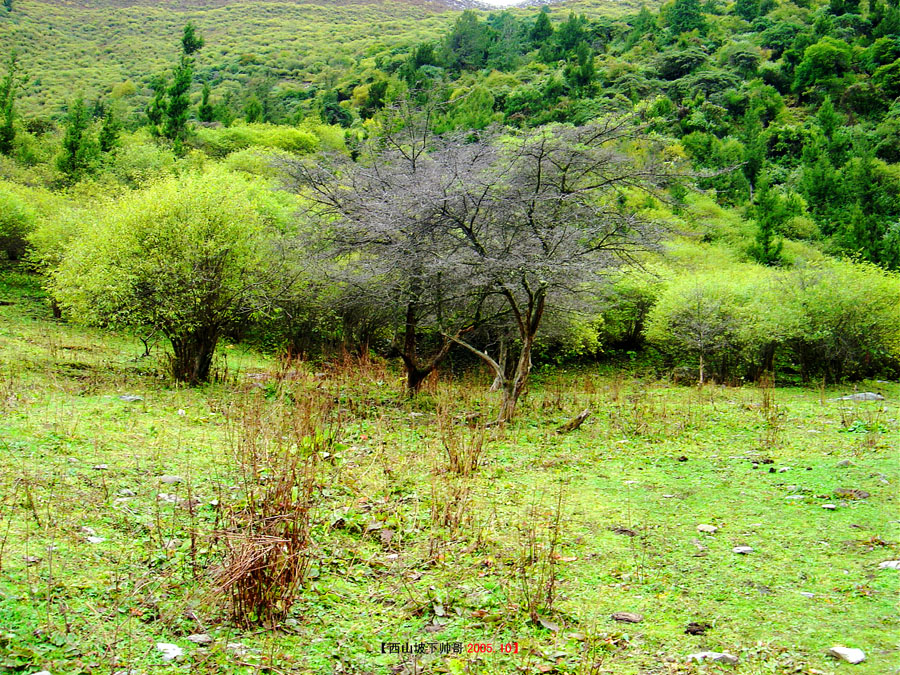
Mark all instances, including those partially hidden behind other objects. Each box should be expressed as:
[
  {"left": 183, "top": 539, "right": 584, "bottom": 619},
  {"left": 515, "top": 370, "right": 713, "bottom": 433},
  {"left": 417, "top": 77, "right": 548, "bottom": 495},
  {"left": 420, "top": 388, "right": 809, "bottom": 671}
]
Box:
[
  {"left": 749, "top": 175, "right": 784, "bottom": 266},
  {"left": 0, "top": 51, "right": 20, "bottom": 155},
  {"left": 530, "top": 7, "right": 553, "bottom": 45},
  {"left": 198, "top": 82, "right": 214, "bottom": 123},
  {"left": 57, "top": 97, "right": 99, "bottom": 180},
  {"left": 98, "top": 104, "right": 120, "bottom": 153},
  {"left": 668, "top": 0, "right": 706, "bottom": 34}
]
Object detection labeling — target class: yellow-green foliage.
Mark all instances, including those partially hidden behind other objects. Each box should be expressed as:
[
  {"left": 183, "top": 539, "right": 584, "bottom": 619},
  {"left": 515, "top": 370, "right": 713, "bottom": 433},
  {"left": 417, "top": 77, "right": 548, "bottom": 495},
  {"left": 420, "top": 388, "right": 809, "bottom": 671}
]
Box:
[
  {"left": 51, "top": 167, "right": 286, "bottom": 331},
  {"left": 192, "top": 123, "right": 320, "bottom": 157},
  {"left": 0, "top": 181, "right": 36, "bottom": 259},
  {"left": 645, "top": 259, "right": 900, "bottom": 379}
]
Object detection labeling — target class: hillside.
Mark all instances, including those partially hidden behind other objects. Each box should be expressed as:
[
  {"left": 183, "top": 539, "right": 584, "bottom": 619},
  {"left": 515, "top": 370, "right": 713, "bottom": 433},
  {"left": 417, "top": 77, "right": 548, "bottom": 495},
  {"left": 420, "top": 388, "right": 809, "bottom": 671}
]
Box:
[{"left": 0, "top": 0, "right": 647, "bottom": 117}]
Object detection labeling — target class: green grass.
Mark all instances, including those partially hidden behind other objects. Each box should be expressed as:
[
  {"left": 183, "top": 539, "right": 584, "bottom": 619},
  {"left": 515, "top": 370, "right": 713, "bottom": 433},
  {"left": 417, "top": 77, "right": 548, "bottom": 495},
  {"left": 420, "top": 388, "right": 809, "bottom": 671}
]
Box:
[
  {"left": 0, "top": 265, "right": 897, "bottom": 674},
  {"left": 0, "top": 0, "right": 653, "bottom": 119}
]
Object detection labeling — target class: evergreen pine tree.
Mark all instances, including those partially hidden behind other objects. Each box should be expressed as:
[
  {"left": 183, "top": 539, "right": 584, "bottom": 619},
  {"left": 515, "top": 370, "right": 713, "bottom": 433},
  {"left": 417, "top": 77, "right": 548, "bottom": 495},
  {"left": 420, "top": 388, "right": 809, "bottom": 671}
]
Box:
[
  {"left": 749, "top": 175, "right": 785, "bottom": 265},
  {"left": 57, "top": 97, "right": 99, "bottom": 180},
  {"left": 530, "top": 7, "right": 553, "bottom": 45},
  {"left": 146, "top": 74, "right": 167, "bottom": 136},
  {"left": 0, "top": 51, "right": 20, "bottom": 156},
  {"left": 668, "top": 0, "right": 706, "bottom": 34},
  {"left": 181, "top": 21, "right": 204, "bottom": 56},
  {"left": 164, "top": 55, "right": 192, "bottom": 154},
  {"left": 98, "top": 104, "right": 120, "bottom": 153},
  {"left": 198, "top": 82, "right": 214, "bottom": 123}
]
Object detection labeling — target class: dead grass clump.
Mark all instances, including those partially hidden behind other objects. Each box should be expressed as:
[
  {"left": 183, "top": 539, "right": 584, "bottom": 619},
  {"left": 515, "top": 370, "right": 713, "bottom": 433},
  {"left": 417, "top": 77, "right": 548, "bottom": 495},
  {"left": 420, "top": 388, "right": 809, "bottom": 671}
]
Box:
[{"left": 215, "top": 393, "right": 337, "bottom": 627}]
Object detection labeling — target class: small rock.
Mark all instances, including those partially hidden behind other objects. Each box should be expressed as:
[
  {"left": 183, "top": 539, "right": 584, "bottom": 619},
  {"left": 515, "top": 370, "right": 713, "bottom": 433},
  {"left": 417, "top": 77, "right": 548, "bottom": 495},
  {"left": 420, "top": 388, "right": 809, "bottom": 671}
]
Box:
[
  {"left": 92, "top": 464, "right": 108, "bottom": 470},
  {"left": 67, "top": 457, "right": 78, "bottom": 464},
  {"left": 831, "top": 392, "right": 883, "bottom": 401},
  {"left": 785, "top": 495, "right": 805, "bottom": 500},
  {"left": 156, "top": 643, "right": 183, "bottom": 661},
  {"left": 733, "top": 546, "right": 754, "bottom": 554},
  {"left": 878, "top": 560, "right": 900, "bottom": 569},
  {"left": 685, "top": 622, "right": 711, "bottom": 635},
  {"left": 778, "top": 466, "right": 791, "bottom": 473},
  {"left": 23, "top": 555, "right": 41, "bottom": 565},
  {"left": 697, "top": 524, "right": 718, "bottom": 534},
  {"left": 187, "top": 633, "right": 213, "bottom": 645},
  {"left": 118, "top": 488, "right": 136, "bottom": 497},
  {"left": 837, "top": 459, "right": 852, "bottom": 467},
  {"left": 177, "top": 409, "right": 186, "bottom": 416},
  {"left": 80, "top": 526, "right": 96, "bottom": 536},
  {"left": 86, "top": 536, "right": 105, "bottom": 544},
  {"left": 226, "top": 643, "right": 246, "bottom": 656},
  {"left": 119, "top": 395, "right": 143, "bottom": 402},
  {"left": 821, "top": 504, "right": 837, "bottom": 510},
  {"left": 687, "top": 651, "right": 739, "bottom": 665},
  {"left": 157, "top": 493, "right": 179, "bottom": 504},
  {"left": 158, "top": 475, "right": 182, "bottom": 485},
  {"left": 799, "top": 591, "right": 815, "bottom": 598},
  {"left": 611, "top": 611, "right": 643, "bottom": 623},
  {"left": 834, "top": 488, "right": 869, "bottom": 500},
  {"left": 31, "top": 671, "right": 53, "bottom": 675},
  {"left": 828, "top": 646, "right": 865, "bottom": 664},
  {"left": 662, "top": 494, "right": 676, "bottom": 498}
]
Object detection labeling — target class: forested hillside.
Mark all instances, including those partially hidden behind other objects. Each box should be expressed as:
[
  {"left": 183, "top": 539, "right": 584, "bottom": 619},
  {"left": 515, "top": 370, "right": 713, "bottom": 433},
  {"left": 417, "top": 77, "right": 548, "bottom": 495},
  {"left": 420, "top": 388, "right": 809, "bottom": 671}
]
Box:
[
  {"left": 1, "top": 0, "right": 898, "bottom": 384},
  {"left": 1, "top": 0, "right": 899, "bottom": 673}
]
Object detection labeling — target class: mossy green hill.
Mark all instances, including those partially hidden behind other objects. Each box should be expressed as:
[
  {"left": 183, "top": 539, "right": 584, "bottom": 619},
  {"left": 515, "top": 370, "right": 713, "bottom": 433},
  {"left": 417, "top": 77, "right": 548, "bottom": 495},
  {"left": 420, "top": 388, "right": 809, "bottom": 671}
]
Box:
[{"left": 0, "top": 0, "right": 648, "bottom": 117}]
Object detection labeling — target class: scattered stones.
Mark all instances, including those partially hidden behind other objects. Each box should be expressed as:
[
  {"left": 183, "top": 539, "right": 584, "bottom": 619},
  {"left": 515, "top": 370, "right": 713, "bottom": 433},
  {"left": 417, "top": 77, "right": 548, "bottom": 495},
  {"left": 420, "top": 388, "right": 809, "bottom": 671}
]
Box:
[
  {"left": 119, "top": 395, "right": 142, "bottom": 402},
  {"left": 778, "top": 466, "right": 791, "bottom": 473},
  {"left": 156, "top": 643, "right": 183, "bottom": 661},
  {"left": 834, "top": 488, "right": 869, "bottom": 500},
  {"left": 831, "top": 392, "right": 884, "bottom": 401},
  {"left": 86, "top": 536, "right": 105, "bottom": 544},
  {"left": 821, "top": 504, "right": 837, "bottom": 510},
  {"left": 158, "top": 475, "right": 182, "bottom": 485},
  {"left": 697, "top": 524, "right": 718, "bottom": 534},
  {"left": 662, "top": 494, "right": 676, "bottom": 498},
  {"left": 92, "top": 464, "right": 108, "bottom": 470},
  {"left": 685, "top": 622, "right": 711, "bottom": 635},
  {"left": 799, "top": 591, "right": 815, "bottom": 598},
  {"left": 837, "top": 459, "right": 852, "bottom": 467},
  {"left": 186, "top": 633, "right": 213, "bottom": 645},
  {"left": 117, "top": 488, "right": 136, "bottom": 497},
  {"left": 687, "top": 651, "right": 739, "bottom": 665},
  {"left": 611, "top": 612, "right": 643, "bottom": 623},
  {"left": 785, "top": 495, "right": 805, "bottom": 500},
  {"left": 828, "top": 646, "right": 866, "bottom": 664},
  {"left": 878, "top": 560, "right": 900, "bottom": 569},
  {"left": 733, "top": 546, "right": 754, "bottom": 554}
]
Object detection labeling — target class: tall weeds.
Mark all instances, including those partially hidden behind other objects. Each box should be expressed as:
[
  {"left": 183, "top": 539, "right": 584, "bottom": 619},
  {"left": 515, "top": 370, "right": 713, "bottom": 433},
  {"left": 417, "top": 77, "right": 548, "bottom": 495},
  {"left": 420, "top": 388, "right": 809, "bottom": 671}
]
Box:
[{"left": 215, "top": 390, "right": 336, "bottom": 627}]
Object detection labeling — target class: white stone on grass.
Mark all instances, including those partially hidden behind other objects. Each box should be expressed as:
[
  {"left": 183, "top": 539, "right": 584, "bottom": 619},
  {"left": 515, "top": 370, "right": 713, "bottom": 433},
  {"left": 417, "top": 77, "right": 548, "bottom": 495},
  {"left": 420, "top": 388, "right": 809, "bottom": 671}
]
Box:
[
  {"left": 733, "top": 546, "right": 754, "bottom": 554},
  {"left": 828, "top": 647, "right": 865, "bottom": 664},
  {"left": 697, "top": 524, "right": 718, "bottom": 534},
  {"left": 878, "top": 560, "right": 900, "bottom": 569},
  {"left": 156, "top": 643, "right": 183, "bottom": 661},
  {"left": 187, "top": 633, "right": 213, "bottom": 645}
]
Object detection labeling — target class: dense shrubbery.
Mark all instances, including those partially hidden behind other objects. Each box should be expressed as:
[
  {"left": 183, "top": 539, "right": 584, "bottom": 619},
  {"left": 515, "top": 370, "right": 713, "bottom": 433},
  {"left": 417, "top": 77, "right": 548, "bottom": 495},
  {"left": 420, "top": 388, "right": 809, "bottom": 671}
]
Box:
[
  {"left": 644, "top": 260, "right": 900, "bottom": 383},
  {"left": 0, "top": 0, "right": 898, "bottom": 394}
]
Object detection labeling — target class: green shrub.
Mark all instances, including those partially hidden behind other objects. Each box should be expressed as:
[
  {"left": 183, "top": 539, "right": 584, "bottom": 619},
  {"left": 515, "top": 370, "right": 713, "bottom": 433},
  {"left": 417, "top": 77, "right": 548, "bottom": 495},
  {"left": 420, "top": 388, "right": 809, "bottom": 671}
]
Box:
[
  {"left": 193, "top": 123, "right": 319, "bottom": 158},
  {"left": 0, "top": 182, "right": 36, "bottom": 260}
]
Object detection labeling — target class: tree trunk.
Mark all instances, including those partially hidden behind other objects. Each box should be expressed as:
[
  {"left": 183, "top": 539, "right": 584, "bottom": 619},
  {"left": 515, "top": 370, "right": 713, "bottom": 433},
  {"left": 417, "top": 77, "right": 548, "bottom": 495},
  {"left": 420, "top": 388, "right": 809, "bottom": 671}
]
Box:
[
  {"left": 490, "top": 337, "right": 508, "bottom": 392},
  {"left": 170, "top": 328, "right": 219, "bottom": 384},
  {"left": 497, "top": 334, "right": 534, "bottom": 424}
]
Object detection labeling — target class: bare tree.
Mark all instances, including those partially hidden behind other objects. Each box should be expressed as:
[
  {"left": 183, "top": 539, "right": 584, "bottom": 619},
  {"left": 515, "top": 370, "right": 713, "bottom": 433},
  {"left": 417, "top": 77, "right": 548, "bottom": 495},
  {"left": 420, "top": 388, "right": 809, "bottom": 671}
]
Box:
[
  {"left": 283, "top": 107, "right": 674, "bottom": 417},
  {"left": 441, "top": 117, "right": 671, "bottom": 422},
  {"left": 280, "top": 105, "right": 503, "bottom": 394}
]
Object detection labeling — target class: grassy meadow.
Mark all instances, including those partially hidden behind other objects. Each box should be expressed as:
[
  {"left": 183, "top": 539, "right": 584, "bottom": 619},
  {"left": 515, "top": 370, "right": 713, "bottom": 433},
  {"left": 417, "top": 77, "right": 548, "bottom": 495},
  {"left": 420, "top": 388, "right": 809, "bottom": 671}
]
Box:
[{"left": 0, "top": 266, "right": 897, "bottom": 674}]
